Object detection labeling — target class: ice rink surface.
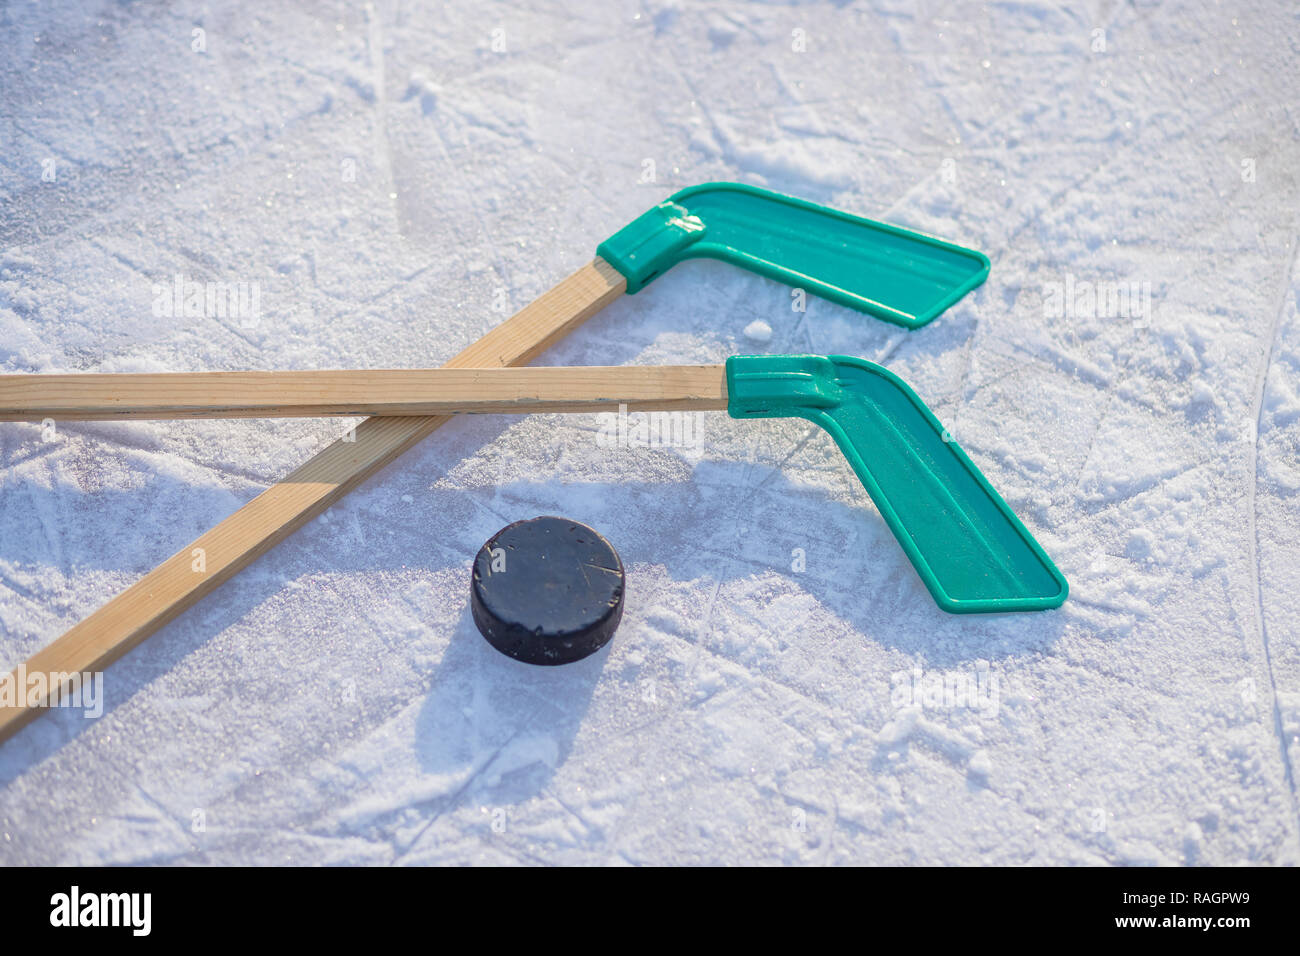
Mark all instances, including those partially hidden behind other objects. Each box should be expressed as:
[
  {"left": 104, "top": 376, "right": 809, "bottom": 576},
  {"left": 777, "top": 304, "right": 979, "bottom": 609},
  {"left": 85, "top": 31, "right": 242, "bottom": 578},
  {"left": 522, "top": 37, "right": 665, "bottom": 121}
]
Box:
[{"left": 1, "top": 0, "right": 1297, "bottom": 865}]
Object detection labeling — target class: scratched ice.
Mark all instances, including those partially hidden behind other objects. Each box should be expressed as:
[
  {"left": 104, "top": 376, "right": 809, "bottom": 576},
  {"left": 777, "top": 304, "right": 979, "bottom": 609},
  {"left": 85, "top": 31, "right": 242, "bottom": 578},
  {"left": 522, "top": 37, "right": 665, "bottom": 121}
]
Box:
[{"left": 0, "top": 0, "right": 1297, "bottom": 865}]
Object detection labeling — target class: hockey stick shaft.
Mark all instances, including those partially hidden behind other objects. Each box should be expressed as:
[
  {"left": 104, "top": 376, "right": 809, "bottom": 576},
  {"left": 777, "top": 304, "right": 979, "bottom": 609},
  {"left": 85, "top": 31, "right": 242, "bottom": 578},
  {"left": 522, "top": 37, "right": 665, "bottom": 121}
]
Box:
[{"left": 0, "top": 365, "right": 728, "bottom": 420}]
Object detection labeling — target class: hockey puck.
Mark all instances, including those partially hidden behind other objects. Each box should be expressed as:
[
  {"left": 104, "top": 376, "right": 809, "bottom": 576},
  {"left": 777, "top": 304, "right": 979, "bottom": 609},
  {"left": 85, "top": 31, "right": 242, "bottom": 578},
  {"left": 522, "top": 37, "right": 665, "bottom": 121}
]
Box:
[{"left": 471, "top": 516, "right": 625, "bottom": 666}]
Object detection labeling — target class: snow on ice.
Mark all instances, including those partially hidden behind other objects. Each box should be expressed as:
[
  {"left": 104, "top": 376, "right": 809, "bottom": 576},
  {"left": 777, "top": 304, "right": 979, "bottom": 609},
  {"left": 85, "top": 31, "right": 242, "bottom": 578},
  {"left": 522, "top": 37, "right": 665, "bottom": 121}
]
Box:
[{"left": 0, "top": 0, "right": 1297, "bottom": 865}]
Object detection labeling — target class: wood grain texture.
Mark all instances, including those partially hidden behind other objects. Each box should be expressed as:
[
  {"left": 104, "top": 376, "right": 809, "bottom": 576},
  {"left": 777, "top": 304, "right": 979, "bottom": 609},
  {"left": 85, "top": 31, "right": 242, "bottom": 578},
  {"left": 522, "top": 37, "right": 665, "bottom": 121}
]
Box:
[
  {"left": 0, "top": 258, "right": 627, "bottom": 744},
  {"left": 0, "top": 365, "right": 729, "bottom": 419}
]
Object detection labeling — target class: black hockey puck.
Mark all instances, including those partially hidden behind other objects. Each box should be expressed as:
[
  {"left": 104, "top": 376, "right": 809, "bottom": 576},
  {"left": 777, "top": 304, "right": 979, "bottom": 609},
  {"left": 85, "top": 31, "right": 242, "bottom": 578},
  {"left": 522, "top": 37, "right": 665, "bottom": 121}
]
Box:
[{"left": 471, "top": 516, "right": 625, "bottom": 666}]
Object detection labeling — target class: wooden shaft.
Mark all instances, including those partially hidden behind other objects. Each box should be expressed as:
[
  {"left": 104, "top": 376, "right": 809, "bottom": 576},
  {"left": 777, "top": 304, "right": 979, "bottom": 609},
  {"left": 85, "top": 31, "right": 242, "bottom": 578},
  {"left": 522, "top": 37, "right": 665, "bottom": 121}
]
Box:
[
  {"left": 0, "top": 258, "right": 627, "bottom": 744},
  {"left": 0, "top": 365, "right": 729, "bottom": 420}
]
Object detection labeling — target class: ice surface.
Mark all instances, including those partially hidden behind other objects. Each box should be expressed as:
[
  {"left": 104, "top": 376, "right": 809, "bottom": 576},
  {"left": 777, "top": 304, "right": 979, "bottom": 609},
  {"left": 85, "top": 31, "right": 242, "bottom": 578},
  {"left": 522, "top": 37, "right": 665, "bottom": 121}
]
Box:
[{"left": 1, "top": 0, "right": 1298, "bottom": 865}]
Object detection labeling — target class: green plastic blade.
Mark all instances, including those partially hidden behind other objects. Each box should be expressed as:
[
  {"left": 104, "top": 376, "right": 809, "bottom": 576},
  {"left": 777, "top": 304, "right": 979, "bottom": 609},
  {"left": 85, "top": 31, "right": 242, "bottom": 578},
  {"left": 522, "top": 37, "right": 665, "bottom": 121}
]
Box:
[
  {"left": 726, "top": 354, "right": 1067, "bottom": 613},
  {"left": 597, "top": 183, "right": 990, "bottom": 329}
]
